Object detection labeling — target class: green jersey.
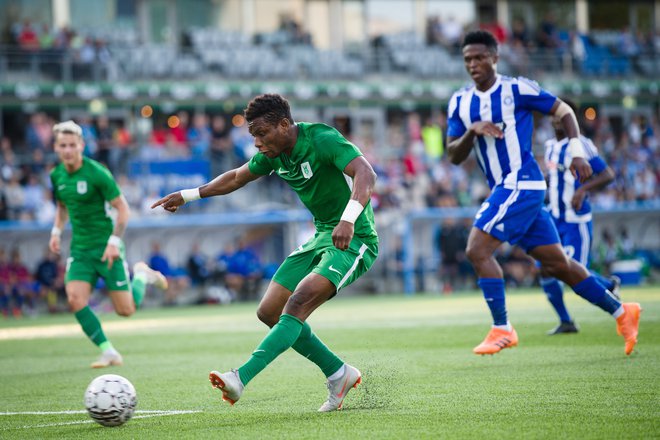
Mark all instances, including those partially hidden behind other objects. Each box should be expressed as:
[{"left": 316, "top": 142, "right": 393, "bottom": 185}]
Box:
[
  {"left": 248, "top": 122, "right": 378, "bottom": 243},
  {"left": 50, "top": 157, "right": 122, "bottom": 257}
]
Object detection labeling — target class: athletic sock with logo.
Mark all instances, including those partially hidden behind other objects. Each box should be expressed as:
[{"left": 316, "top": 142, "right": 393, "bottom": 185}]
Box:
[
  {"left": 478, "top": 278, "right": 508, "bottom": 326},
  {"left": 75, "top": 306, "right": 109, "bottom": 348},
  {"left": 131, "top": 272, "right": 147, "bottom": 308},
  {"left": 292, "top": 321, "right": 344, "bottom": 378},
  {"left": 572, "top": 276, "right": 622, "bottom": 315},
  {"left": 237, "top": 314, "right": 303, "bottom": 386}
]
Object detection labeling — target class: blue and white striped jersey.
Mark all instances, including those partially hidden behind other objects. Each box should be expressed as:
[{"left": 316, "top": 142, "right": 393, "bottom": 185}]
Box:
[
  {"left": 544, "top": 134, "right": 607, "bottom": 223},
  {"left": 447, "top": 74, "right": 557, "bottom": 190}
]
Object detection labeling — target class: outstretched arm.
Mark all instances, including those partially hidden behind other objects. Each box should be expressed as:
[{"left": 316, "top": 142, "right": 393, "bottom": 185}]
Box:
[
  {"left": 446, "top": 121, "right": 503, "bottom": 165},
  {"left": 151, "top": 163, "right": 262, "bottom": 213},
  {"left": 49, "top": 201, "right": 69, "bottom": 254},
  {"left": 332, "top": 156, "right": 377, "bottom": 250}
]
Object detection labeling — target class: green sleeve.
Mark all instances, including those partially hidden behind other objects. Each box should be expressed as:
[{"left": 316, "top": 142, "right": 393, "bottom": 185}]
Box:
[
  {"left": 316, "top": 127, "right": 363, "bottom": 171},
  {"left": 95, "top": 165, "right": 122, "bottom": 201},
  {"left": 248, "top": 153, "right": 274, "bottom": 175}
]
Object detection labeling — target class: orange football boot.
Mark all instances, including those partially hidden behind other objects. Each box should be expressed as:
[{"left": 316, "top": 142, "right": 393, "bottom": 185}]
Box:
[
  {"left": 615, "top": 303, "right": 642, "bottom": 355},
  {"left": 473, "top": 326, "right": 519, "bottom": 355}
]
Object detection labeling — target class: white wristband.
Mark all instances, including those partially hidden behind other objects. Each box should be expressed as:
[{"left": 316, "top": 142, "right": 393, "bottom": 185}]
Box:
[
  {"left": 181, "top": 188, "right": 201, "bottom": 203},
  {"left": 107, "top": 235, "right": 122, "bottom": 247},
  {"left": 568, "top": 138, "right": 586, "bottom": 159},
  {"left": 340, "top": 199, "right": 364, "bottom": 224},
  {"left": 51, "top": 226, "right": 62, "bottom": 237}
]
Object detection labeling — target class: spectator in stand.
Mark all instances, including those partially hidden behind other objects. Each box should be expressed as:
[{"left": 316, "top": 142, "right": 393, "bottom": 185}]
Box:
[
  {"left": 188, "top": 113, "right": 212, "bottom": 159},
  {"left": 217, "top": 238, "right": 263, "bottom": 302},
  {"left": 96, "top": 115, "right": 114, "bottom": 170},
  {"left": 148, "top": 241, "right": 186, "bottom": 305},
  {"left": 439, "top": 15, "right": 464, "bottom": 52},
  {"left": 436, "top": 217, "right": 470, "bottom": 293},
  {"left": 25, "top": 112, "right": 54, "bottom": 153},
  {"left": 35, "top": 247, "right": 65, "bottom": 313},
  {"left": 4, "top": 174, "right": 25, "bottom": 220},
  {"left": 0, "top": 184, "right": 8, "bottom": 221},
  {"left": 36, "top": 190, "right": 56, "bottom": 223},
  {"left": 17, "top": 20, "right": 39, "bottom": 51},
  {"left": 6, "top": 248, "right": 33, "bottom": 317},
  {"left": 210, "top": 114, "right": 233, "bottom": 175},
  {"left": 39, "top": 23, "right": 54, "bottom": 49},
  {"left": 113, "top": 120, "right": 134, "bottom": 175},
  {"left": 187, "top": 242, "right": 210, "bottom": 287},
  {"left": 22, "top": 173, "right": 44, "bottom": 220},
  {"left": 76, "top": 116, "right": 98, "bottom": 157},
  {"left": 0, "top": 248, "right": 10, "bottom": 317},
  {"left": 168, "top": 111, "right": 190, "bottom": 155},
  {"left": 510, "top": 17, "right": 532, "bottom": 48},
  {"left": 421, "top": 114, "right": 445, "bottom": 165}
]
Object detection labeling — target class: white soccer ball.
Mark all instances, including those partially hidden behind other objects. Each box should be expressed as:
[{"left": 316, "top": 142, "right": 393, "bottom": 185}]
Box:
[{"left": 84, "top": 374, "right": 137, "bottom": 427}]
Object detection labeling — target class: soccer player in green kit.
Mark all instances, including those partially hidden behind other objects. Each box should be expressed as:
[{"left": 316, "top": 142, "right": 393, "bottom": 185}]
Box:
[
  {"left": 152, "top": 94, "right": 378, "bottom": 412},
  {"left": 49, "top": 120, "right": 168, "bottom": 368}
]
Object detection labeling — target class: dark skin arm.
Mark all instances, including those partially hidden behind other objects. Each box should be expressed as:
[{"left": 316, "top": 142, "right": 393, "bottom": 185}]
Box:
[
  {"left": 150, "top": 163, "right": 262, "bottom": 212},
  {"left": 549, "top": 99, "right": 592, "bottom": 183},
  {"left": 446, "top": 121, "right": 502, "bottom": 165},
  {"left": 447, "top": 99, "right": 592, "bottom": 184},
  {"left": 332, "top": 156, "right": 377, "bottom": 251},
  {"left": 571, "top": 166, "right": 615, "bottom": 210}
]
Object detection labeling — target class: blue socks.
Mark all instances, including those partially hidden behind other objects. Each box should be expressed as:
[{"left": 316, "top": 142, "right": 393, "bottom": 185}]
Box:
[
  {"left": 592, "top": 272, "right": 615, "bottom": 292},
  {"left": 541, "top": 277, "right": 572, "bottom": 323},
  {"left": 478, "top": 278, "right": 507, "bottom": 326},
  {"left": 572, "top": 276, "right": 621, "bottom": 315}
]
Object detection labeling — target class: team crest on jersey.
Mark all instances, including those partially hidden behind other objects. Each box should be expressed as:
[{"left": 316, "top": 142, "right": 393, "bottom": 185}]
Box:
[
  {"left": 301, "top": 162, "right": 313, "bottom": 178},
  {"left": 77, "top": 180, "right": 88, "bottom": 194},
  {"left": 503, "top": 96, "right": 514, "bottom": 106}
]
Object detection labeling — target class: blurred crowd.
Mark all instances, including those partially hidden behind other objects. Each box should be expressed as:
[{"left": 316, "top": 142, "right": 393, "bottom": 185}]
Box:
[
  {"left": 1, "top": 105, "right": 659, "bottom": 223},
  {"left": 425, "top": 12, "right": 659, "bottom": 76},
  {"left": 0, "top": 234, "right": 276, "bottom": 317},
  {"left": 0, "top": 104, "right": 657, "bottom": 314}
]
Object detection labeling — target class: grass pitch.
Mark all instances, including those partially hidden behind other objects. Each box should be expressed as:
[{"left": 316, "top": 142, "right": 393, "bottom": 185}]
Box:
[{"left": 1, "top": 286, "right": 658, "bottom": 439}]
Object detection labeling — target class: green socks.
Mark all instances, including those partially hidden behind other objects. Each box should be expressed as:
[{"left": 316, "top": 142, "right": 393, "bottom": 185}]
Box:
[
  {"left": 292, "top": 322, "right": 344, "bottom": 378},
  {"left": 238, "top": 314, "right": 303, "bottom": 385},
  {"left": 74, "top": 306, "right": 109, "bottom": 348},
  {"left": 131, "top": 273, "right": 147, "bottom": 308}
]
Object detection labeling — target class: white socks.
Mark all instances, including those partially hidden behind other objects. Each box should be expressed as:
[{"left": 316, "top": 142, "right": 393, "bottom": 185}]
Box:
[{"left": 327, "top": 364, "right": 345, "bottom": 381}]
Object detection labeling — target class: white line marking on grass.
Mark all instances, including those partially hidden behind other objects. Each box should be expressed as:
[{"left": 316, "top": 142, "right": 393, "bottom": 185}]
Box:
[
  {"left": 0, "top": 410, "right": 198, "bottom": 416},
  {"left": 1, "top": 410, "right": 201, "bottom": 430}
]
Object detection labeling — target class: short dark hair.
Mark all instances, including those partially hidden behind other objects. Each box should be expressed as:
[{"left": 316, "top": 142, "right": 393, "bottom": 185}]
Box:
[
  {"left": 244, "top": 94, "right": 294, "bottom": 126},
  {"left": 462, "top": 30, "right": 498, "bottom": 52}
]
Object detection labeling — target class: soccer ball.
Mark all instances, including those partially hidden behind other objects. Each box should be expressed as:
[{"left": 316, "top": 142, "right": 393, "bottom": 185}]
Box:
[{"left": 84, "top": 374, "right": 137, "bottom": 427}]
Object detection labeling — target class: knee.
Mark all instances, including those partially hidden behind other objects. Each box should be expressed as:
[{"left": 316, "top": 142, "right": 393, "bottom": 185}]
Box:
[
  {"left": 542, "top": 258, "right": 570, "bottom": 278},
  {"left": 67, "top": 295, "right": 86, "bottom": 312},
  {"left": 465, "top": 244, "right": 485, "bottom": 265},
  {"left": 285, "top": 292, "right": 307, "bottom": 315},
  {"left": 115, "top": 304, "right": 135, "bottom": 317},
  {"left": 256, "top": 307, "right": 278, "bottom": 328}
]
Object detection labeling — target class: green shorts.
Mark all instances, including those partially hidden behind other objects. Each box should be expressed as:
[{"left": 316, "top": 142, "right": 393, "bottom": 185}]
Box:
[
  {"left": 273, "top": 232, "right": 378, "bottom": 294},
  {"left": 66, "top": 246, "right": 131, "bottom": 291}
]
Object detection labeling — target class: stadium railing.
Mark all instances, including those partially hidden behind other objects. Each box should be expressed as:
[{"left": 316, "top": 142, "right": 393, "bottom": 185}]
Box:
[{"left": 2, "top": 201, "right": 659, "bottom": 296}]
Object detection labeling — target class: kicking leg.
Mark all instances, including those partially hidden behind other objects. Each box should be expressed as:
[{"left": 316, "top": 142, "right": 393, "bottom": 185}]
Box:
[
  {"left": 531, "top": 244, "right": 641, "bottom": 355},
  {"left": 256, "top": 281, "right": 345, "bottom": 377},
  {"left": 211, "top": 273, "right": 336, "bottom": 404}
]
